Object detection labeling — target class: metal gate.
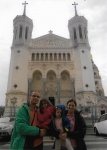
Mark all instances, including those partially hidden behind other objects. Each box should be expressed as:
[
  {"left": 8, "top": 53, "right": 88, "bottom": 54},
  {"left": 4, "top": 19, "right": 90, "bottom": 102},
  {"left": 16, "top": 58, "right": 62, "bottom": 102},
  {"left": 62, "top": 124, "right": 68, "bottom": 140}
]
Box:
[{"left": 77, "top": 105, "right": 107, "bottom": 126}]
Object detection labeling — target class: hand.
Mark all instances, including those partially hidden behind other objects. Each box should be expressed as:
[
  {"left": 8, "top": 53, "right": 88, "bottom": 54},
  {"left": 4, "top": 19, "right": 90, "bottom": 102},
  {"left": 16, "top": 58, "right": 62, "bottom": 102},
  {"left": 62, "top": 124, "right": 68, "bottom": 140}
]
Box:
[
  {"left": 39, "top": 129, "right": 46, "bottom": 137},
  {"left": 60, "top": 132, "right": 67, "bottom": 140},
  {"left": 60, "top": 130, "right": 64, "bottom": 134},
  {"left": 50, "top": 136, "right": 54, "bottom": 140}
]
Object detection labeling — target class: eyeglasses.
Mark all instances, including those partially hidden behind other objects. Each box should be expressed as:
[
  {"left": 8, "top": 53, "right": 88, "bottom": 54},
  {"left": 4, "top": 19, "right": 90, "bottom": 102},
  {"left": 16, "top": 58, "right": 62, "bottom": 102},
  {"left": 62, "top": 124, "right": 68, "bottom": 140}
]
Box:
[{"left": 32, "top": 95, "right": 40, "bottom": 98}]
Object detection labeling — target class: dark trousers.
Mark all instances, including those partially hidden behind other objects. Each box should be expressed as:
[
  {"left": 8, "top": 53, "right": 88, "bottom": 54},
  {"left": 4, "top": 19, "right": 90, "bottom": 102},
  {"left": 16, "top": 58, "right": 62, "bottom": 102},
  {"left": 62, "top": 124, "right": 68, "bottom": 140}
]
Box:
[
  {"left": 34, "top": 143, "right": 43, "bottom": 150},
  {"left": 24, "top": 143, "right": 43, "bottom": 150}
]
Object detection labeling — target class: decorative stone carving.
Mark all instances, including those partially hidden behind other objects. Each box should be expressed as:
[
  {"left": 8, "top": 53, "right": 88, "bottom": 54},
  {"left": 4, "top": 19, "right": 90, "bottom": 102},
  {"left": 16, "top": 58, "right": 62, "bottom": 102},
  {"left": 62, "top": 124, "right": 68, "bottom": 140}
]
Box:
[
  {"left": 32, "top": 34, "right": 72, "bottom": 48},
  {"left": 62, "top": 76, "right": 66, "bottom": 80},
  {"left": 56, "top": 64, "right": 61, "bottom": 70},
  {"left": 36, "top": 76, "right": 41, "bottom": 80},
  {"left": 60, "top": 90, "right": 72, "bottom": 97},
  {"left": 28, "top": 62, "right": 74, "bottom": 72},
  {"left": 10, "top": 97, "right": 17, "bottom": 104},
  {"left": 49, "top": 76, "right": 54, "bottom": 81}
]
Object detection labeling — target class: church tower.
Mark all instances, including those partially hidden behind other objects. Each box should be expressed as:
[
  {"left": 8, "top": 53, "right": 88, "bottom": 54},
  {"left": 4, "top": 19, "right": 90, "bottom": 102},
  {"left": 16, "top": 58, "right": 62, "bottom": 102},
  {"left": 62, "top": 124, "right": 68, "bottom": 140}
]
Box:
[
  {"left": 12, "top": 2, "right": 33, "bottom": 46},
  {"left": 68, "top": 2, "right": 96, "bottom": 106},
  {"left": 6, "top": 2, "right": 33, "bottom": 109}
]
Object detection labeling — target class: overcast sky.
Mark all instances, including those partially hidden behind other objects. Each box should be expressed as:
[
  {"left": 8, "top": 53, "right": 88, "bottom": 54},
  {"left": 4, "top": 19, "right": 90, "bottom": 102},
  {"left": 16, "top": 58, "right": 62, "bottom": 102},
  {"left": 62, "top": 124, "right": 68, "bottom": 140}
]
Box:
[{"left": 0, "top": 0, "right": 107, "bottom": 106}]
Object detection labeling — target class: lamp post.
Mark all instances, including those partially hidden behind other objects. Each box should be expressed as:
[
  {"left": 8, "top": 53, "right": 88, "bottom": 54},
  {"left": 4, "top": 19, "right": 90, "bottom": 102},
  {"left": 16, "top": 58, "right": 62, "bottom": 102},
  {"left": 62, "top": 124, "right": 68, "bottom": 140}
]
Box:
[
  {"left": 10, "top": 97, "right": 17, "bottom": 116},
  {"left": 57, "top": 78, "right": 60, "bottom": 104},
  {"left": 28, "top": 77, "right": 32, "bottom": 103},
  {"left": 91, "top": 103, "right": 94, "bottom": 125}
]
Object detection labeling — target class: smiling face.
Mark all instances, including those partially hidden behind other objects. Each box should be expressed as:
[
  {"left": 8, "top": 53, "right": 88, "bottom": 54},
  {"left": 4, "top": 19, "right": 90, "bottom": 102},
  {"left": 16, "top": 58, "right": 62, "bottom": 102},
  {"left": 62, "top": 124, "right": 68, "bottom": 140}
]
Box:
[
  {"left": 30, "top": 91, "right": 40, "bottom": 106},
  {"left": 67, "top": 101, "right": 76, "bottom": 114}
]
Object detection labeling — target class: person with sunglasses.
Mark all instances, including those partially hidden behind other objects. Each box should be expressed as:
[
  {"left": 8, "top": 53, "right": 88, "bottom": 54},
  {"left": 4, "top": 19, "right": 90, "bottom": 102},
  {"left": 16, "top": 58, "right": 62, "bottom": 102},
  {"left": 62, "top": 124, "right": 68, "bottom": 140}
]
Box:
[{"left": 10, "top": 91, "right": 46, "bottom": 150}]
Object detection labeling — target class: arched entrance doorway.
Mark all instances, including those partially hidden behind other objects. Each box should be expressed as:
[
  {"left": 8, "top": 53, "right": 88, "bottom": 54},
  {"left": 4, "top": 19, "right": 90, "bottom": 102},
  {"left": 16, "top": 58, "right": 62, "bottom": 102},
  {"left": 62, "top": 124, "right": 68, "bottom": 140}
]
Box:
[
  {"left": 101, "top": 110, "right": 105, "bottom": 115},
  {"left": 49, "top": 97, "right": 55, "bottom": 106},
  {"left": 45, "top": 70, "right": 57, "bottom": 105},
  {"left": 100, "top": 105, "right": 106, "bottom": 115}
]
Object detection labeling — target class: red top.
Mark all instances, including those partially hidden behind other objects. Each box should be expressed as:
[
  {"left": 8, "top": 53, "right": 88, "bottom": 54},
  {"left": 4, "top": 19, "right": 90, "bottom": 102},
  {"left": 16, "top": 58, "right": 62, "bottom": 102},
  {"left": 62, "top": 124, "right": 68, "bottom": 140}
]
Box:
[
  {"left": 30, "top": 107, "right": 43, "bottom": 147},
  {"left": 37, "top": 105, "right": 55, "bottom": 129}
]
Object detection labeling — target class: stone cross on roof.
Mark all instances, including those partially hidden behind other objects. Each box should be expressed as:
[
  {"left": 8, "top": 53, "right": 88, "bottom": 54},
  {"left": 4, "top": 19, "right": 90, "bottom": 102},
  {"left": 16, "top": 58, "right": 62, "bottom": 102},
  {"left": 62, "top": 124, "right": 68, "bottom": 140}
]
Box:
[
  {"left": 49, "top": 30, "right": 53, "bottom": 34},
  {"left": 72, "top": 2, "right": 78, "bottom": 16},
  {"left": 22, "top": 1, "right": 28, "bottom": 16}
]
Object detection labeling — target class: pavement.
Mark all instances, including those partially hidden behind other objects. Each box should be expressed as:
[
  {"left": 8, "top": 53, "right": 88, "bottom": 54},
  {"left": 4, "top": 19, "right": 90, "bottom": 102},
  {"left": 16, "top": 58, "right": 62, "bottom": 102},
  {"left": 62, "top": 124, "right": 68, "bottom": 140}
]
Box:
[
  {"left": 1, "top": 127, "right": 107, "bottom": 150},
  {"left": 1, "top": 136, "right": 107, "bottom": 150}
]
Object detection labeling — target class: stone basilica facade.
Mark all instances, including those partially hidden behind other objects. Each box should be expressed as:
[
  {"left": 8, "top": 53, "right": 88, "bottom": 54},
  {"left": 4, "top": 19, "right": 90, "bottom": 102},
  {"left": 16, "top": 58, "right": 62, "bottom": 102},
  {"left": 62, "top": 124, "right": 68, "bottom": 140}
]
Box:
[{"left": 5, "top": 4, "right": 107, "bottom": 115}]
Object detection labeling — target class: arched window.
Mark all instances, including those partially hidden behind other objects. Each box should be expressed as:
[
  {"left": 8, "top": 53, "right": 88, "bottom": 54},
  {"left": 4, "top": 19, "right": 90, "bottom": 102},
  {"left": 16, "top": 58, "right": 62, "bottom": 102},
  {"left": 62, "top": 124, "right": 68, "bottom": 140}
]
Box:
[
  {"left": 59, "top": 53, "right": 61, "bottom": 61},
  {"left": 99, "top": 90, "right": 102, "bottom": 96},
  {"left": 74, "top": 28, "right": 77, "bottom": 40},
  {"left": 25, "top": 27, "right": 29, "bottom": 39},
  {"left": 67, "top": 53, "right": 70, "bottom": 61},
  {"left": 94, "top": 72, "right": 96, "bottom": 76},
  {"left": 36, "top": 53, "right": 39, "bottom": 61},
  {"left": 50, "top": 53, "right": 52, "bottom": 61},
  {"left": 79, "top": 26, "right": 82, "bottom": 39},
  {"left": 95, "top": 81, "right": 98, "bottom": 85},
  {"left": 15, "top": 28, "right": 17, "bottom": 39},
  {"left": 32, "top": 53, "right": 35, "bottom": 61},
  {"left": 19, "top": 25, "right": 23, "bottom": 39},
  {"left": 84, "top": 27, "right": 87, "bottom": 39}
]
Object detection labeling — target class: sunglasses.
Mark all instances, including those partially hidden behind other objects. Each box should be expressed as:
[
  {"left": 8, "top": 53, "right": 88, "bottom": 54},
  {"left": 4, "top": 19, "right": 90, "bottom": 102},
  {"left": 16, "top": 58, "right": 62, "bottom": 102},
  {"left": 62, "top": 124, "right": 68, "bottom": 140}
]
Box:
[{"left": 32, "top": 95, "right": 40, "bottom": 98}]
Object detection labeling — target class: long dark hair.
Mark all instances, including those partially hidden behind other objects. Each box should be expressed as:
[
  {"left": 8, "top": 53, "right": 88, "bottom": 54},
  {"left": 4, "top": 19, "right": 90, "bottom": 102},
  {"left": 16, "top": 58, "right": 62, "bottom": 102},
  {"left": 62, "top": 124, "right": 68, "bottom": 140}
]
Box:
[{"left": 39, "top": 98, "right": 52, "bottom": 113}]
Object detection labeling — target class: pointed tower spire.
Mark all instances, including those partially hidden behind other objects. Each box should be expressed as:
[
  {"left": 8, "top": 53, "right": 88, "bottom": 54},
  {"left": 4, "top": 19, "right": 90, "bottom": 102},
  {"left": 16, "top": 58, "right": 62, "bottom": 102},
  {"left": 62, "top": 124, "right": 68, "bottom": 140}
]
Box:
[
  {"left": 22, "top": 1, "right": 28, "bottom": 16},
  {"left": 72, "top": 2, "right": 78, "bottom": 16}
]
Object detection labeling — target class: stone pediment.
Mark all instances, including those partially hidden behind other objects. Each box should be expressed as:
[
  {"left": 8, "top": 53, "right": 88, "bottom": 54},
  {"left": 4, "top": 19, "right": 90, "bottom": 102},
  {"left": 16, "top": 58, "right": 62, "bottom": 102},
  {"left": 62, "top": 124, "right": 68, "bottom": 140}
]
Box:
[
  {"left": 32, "top": 33, "right": 72, "bottom": 48},
  {"left": 98, "top": 96, "right": 107, "bottom": 102}
]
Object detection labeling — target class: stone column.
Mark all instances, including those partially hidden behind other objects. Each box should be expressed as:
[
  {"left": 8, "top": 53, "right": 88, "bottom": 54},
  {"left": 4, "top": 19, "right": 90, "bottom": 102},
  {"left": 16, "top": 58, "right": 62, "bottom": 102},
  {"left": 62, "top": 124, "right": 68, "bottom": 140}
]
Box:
[
  {"left": 48, "top": 53, "right": 50, "bottom": 61},
  {"left": 35, "top": 53, "right": 37, "bottom": 61},
  {"left": 57, "top": 54, "right": 59, "bottom": 61},
  {"left": 61, "top": 53, "right": 63, "bottom": 61},
  {"left": 42, "top": 78, "right": 46, "bottom": 97},
  {"left": 71, "top": 78, "right": 75, "bottom": 98},
  {"left": 52, "top": 53, "right": 54, "bottom": 61},
  {"left": 43, "top": 53, "right": 44, "bottom": 61},
  {"left": 29, "top": 52, "right": 32, "bottom": 61},
  {"left": 57, "top": 78, "right": 60, "bottom": 104}
]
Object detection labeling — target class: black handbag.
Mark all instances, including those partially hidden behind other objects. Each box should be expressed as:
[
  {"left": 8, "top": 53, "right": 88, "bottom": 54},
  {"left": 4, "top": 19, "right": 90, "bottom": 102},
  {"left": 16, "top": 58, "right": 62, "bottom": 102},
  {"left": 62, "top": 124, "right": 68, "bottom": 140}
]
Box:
[{"left": 24, "top": 111, "right": 36, "bottom": 150}]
